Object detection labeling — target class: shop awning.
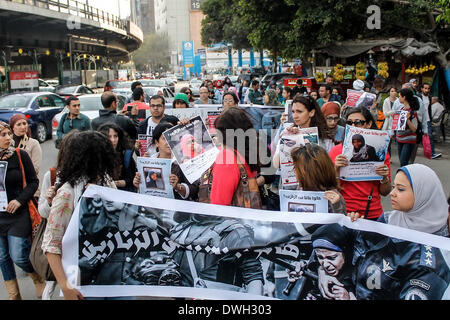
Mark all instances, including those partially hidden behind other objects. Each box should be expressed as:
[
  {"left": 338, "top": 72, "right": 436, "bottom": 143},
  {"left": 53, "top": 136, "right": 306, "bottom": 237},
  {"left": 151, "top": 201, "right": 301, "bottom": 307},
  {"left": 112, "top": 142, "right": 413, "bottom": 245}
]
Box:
[{"left": 319, "top": 38, "right": 441, "bottom": 58}]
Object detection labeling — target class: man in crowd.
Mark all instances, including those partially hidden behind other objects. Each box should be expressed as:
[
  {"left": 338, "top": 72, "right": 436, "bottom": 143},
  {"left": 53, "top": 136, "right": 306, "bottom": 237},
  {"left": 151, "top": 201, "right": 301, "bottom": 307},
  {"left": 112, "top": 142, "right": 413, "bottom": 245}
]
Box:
[
  {"left": 56, "top": 96, "right": 91, "bottom": 142},
  {"left": 430, "top": 96, "right": 446, "bottom": 143},
  {"left": 194, "top": 86, "right": 215, "bottom": 105},
  {"left": 325, "top": 75, "right": 334, "bottom": 86},
  {"left": 247, "top": 80, "right": 264, "bottom": 105},
  {"left": 123, "top": 87, "right": 149, "bottom": 124},
  {"left": 137, "top": 94, "right": 179, "bottom": 156},
  {"left": 291, "top": 79, "right": 307, "bottom": 97},
  {"left": 125, "top": 81, "right": 149, "bottom": 104},
  {"left": 316, "top": 84, "right": 342, "bottom": 107},
  {"left": 92, "top": 91, "right": 137, "bottom": 140},
  {"left": 206, "top": 80, "right": 222, "bottom": 104},
  {"left": 419, "top": 83, "right": 441, "bottom": 159}
]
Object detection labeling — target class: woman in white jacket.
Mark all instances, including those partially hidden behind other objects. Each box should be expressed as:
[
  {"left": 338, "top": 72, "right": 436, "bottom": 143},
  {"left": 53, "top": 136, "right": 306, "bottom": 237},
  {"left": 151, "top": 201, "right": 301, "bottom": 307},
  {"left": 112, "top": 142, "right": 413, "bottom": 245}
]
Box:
[{"left": 382, "top": 87, "right": 398, "bottom": 155}]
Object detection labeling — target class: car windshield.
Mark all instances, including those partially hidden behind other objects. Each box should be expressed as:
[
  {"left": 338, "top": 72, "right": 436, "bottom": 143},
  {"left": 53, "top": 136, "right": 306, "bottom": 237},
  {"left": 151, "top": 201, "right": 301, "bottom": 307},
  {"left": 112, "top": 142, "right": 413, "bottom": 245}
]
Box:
[
  {"left": 57, "top": 86, "right": 77, "bottom": 94},
  {"left": 0, "top": 95, "right": 32, "bottom": 109},
  {"left": 115, "top": 82, "right": 133, "bottom": 89},
  {"left": 146, "top": 80, "right": 165, "bottom": 87},
  {"left": 78, "top": 96, "right": 104, "bottom": 111},
  {"left": 142, "top": 87, "right": 159, "bottom": 96}
]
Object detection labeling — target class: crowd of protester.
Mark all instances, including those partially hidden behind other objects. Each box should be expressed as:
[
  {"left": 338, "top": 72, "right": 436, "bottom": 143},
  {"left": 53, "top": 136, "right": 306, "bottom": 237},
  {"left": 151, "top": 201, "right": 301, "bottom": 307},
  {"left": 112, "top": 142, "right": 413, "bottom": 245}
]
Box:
[{"left": 0, "top": 74, "right": 448, "bottom": 300}]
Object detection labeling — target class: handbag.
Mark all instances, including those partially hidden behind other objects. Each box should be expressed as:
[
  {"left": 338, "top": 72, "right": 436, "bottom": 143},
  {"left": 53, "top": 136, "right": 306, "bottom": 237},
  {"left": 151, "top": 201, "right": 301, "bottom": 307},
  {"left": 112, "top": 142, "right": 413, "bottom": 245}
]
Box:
[
  {"left": 422, "top": 135, "right": 432, "bottom": 159},
  {"left": 16, "top": 148, "right": 41, "bottom": 240},
  {"left": 29, "top": 168, "right": 57, "bottom": 281},
  {"left": 198, "top": 149, "right": 262, "bottom": 209}
]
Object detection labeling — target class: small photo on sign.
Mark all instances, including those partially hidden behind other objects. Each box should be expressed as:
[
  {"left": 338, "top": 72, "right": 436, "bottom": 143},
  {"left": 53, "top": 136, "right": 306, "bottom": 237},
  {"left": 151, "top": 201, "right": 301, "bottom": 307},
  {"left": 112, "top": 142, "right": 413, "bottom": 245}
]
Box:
[
  {"left": 287, "top": 202, "right": 316, "bottom": 213},
  {"left": 143, "top": 167, "right": 165, "bottom": 190}
]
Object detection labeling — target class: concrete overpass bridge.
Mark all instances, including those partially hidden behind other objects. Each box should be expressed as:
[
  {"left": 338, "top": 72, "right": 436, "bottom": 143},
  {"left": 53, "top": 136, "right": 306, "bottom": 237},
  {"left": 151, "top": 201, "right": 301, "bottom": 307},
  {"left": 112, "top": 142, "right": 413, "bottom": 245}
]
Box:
[{"left": 0, "top": 0, "right": 143, "bottom": 85}]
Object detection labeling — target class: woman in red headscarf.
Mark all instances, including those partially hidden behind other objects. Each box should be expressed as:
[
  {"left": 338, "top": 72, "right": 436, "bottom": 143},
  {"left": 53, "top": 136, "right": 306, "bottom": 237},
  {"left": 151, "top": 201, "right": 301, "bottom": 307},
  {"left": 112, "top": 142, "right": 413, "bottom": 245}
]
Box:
[
  {"left": 9, "top": 114, "right": 42, "bottom": 200},
  {"left": 321, "top": 102, "right": 345, "bottom": 146}
]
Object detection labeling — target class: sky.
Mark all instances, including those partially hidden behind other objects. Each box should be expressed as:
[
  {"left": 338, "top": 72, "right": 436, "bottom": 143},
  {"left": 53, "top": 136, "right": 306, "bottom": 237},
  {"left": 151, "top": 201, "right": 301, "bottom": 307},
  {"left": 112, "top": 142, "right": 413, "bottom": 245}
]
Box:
[{"left": 79, "top": 0, "right": 131, "bottom": 19}]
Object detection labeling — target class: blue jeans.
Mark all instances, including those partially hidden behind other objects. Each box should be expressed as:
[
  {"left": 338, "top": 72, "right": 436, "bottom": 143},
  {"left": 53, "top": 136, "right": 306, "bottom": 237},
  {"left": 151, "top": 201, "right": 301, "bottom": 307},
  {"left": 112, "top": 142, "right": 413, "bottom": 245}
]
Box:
[
  {"left": 397, "top": 142, "right": 415, "bottom": 167},
  {"left": 0, "top": 235, "right": 34, "bottom": 281},
  {"left": 427, "top": 121, "right": 436, "bottom": 155}
]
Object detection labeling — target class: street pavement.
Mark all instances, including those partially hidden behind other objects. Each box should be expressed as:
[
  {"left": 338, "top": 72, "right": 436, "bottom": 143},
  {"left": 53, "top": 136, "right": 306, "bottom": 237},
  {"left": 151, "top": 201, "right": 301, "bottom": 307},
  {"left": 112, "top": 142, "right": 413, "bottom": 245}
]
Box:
[{"left": 0, "top": 106, "right": 449, "bottom": 300}]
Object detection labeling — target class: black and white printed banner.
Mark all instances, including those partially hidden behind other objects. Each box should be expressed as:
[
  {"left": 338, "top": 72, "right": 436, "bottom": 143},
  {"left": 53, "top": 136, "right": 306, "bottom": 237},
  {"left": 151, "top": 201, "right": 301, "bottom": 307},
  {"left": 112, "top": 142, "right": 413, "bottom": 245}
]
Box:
[{"left": 62, "top": 185, "right": 450, "bottom": 300}]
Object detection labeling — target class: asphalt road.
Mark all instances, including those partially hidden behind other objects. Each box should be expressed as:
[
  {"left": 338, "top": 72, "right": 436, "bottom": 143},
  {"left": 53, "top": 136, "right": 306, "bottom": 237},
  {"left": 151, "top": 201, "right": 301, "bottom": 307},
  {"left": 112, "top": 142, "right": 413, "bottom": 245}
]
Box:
[{"left": 0, "top": 108, "right": 449, "bottom": 300}]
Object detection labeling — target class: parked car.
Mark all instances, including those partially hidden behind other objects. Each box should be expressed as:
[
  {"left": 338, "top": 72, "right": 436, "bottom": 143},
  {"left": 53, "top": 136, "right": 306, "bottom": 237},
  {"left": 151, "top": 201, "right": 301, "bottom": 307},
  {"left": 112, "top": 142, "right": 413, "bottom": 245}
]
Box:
[
  {"left": 261, "top": 73, "right": 300, "bottom": 90},
  {"left": 104, "top": 79, "right": 124, "bottom": 92},
  {"left": 189, "top": 78, "right": 203, "bottom": 97},
  {"left": 56, "top": 85, "right": 95, "bottom": 99},
  {"left": 38, "top": 79, "right": 56, "bottom": 92},
  {"left": 140, "top": 79, "right": 166, "bottom": 87},
  {"left": 175, "top": 73, "right": 183, "bottom": 81},
  {"left": 52, "top": 93, "right": 127, "bottom": 136},
  {"left": 0, "top": 92, "right": 65, "bottom": 143},
  {"left": 142, "top": 86, "right": 175, "bottom": 103},
  {"left": 160, "top": 78, "right": 175, "bottom": 93}
]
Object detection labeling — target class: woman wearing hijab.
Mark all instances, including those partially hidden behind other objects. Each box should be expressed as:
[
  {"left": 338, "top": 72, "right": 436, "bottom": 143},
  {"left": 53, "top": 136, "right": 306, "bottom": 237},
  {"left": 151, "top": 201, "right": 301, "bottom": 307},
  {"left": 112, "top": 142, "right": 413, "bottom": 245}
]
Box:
[
  {"left": 9, "top": 114, "right": 42, "bottom": 200},
  {"left": 349, "top": 134, "right": 379, "bottom": 163},
  {"left": 227, "top": 87, "right": 240, "bottom": 104},
  {"left": 264, "top": 89, "right": 282, "bottom": 107},
  {"left": 179, "top": 133, "right": 204, "bottom": 163},
  {"left": 321, "top": 102, "right": 345, "bottom": 145},
  {"left": 0, "top": 121, "right": 43, "bottom": 300}
]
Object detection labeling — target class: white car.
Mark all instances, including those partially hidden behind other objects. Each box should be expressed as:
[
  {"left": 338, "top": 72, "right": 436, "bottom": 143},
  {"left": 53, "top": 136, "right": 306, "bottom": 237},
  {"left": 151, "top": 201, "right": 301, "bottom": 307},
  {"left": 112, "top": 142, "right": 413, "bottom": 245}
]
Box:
[
  {"left": 189, "top": 79, "right": 203, "bottom": 97},
  {"left": 38, "top": 79, "right": 56, "bottom": 92},
  {"left": 52, "top": 93, "right": 126, "bottom": 136}
]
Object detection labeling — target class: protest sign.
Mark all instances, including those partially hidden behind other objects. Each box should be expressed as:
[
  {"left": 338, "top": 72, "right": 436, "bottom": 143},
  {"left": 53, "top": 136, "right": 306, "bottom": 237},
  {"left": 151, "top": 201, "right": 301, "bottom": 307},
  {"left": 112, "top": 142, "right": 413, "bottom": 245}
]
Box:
[
  {"left": 340, "top": 125, "right": 390, "bottom": 181},
  {"left": 278, "top": 127, "right": 319, "bottom": 188},
  {"left": 391, "top": 110, "right": 409, "bottom": 131},
  {"left": 206, "top": 110, "right": 221, "bottom": 135},
  {"left": 0, "top": 162, "right": 7, "bottom": 211},
  {"left": 284, "top": 100, "right": 294, "bottom": 124},
  {"left": 163, "top": 116, "right": 219, "bottom": 184},
  {"left": 345, "top": 89, "right": 363, "bottom": 107},
  {"left": 138, "top": 134, "right": 155, "bottom": 157},
  {"left": 137, "top": 157, "right": 174, "bottom": 199},
  {"left": 62, "top": 185, "right": 450, "bottom": 300},
  {"left": 355, "top": 92, "right": 377, "bottom": 109},
  {"left": 279, "top": 190, "right": 328, "bottom": 213}
]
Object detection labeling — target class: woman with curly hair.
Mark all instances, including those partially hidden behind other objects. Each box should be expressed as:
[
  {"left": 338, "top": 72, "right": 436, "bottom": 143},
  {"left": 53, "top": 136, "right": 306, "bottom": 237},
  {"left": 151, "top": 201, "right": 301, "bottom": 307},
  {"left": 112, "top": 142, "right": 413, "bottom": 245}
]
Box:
[
  {"left": 97, "top": 122, "right": 137, "bottom": 192},
  {"left": 42, "top": 131, "right": 118, "bottom": 300}
]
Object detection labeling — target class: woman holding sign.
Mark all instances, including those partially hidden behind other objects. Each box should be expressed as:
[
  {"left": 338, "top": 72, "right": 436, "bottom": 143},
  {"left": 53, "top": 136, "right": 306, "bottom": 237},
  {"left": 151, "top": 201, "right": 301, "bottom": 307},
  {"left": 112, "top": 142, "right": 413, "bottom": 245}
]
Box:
[
  {"left": 133, "top": 122, "right": 199, "bottom": 201},
  {"left": 329, "top": 107, "right": 391, "bottom": 221},
  {"left": 97, "top": 123, "right": 137, "bottom": 192}
]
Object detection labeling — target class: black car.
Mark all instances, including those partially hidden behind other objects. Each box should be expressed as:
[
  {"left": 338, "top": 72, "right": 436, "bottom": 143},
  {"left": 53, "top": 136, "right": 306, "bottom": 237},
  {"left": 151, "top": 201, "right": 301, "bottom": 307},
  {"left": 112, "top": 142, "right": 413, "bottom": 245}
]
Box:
[{"left": 261, "top": 73, "right": 300, "bottom": 90}]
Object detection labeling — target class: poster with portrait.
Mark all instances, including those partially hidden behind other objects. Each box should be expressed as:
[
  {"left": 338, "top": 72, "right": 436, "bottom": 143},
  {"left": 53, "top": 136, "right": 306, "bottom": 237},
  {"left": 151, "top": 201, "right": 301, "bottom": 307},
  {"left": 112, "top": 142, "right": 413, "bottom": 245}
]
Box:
[
  {"left": 340, "top": 125, "right": 390, "bottom": 181},
  {"left": 345, "top": 89, "right": 363, "bottom": 107},
  {"left": 355, "top": 92, "right": 377, "bottom": 109},
  {"left": 279, "top": 190, "right": 328, "bottom": 214},
  {"left": 163, "top": 116, "right": 219, "bottom": 184},
  {"left": 284, "top": 100, "right": 294, "bottom": 124},
  {"left": 206, "top": 110, "right": 222, "bottom": 135},
  {"left": 279, "top": 127, "right": 319, "bottom": 188},
  {"left": 0, "top": 162, "right": 7, "bottom": 211},
  {"left": 138, "top": 134, "right": 155, "bottom": 157},
  {"left": 62, "top": 185, "right": 450, "bottom": 300},
  {"left": 391, "top": 110, "right": 409, "bottom": 131},
  {"left": 136, "top": 157, "right": 174, "bottom": 199}
]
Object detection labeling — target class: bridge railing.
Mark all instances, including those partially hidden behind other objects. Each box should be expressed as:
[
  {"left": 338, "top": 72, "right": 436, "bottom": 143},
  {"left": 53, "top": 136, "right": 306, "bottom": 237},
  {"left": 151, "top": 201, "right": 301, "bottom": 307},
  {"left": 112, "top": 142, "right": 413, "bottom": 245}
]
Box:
[{"left": 7, "top": 0, "right": 127, "bottom": 31}]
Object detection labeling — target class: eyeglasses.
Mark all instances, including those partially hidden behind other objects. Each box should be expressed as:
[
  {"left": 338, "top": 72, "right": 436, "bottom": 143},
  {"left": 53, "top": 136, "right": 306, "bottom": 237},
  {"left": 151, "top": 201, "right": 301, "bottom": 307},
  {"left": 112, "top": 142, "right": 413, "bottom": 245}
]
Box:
[
  {"left": 326, "top": 116, "right": 340, "bottom": 122},
  {"left": 150, "top": 104, "right": 164, "bottom": 109},
  {"left": 346, "top": 120, "right": 366, "bottom": 127}
]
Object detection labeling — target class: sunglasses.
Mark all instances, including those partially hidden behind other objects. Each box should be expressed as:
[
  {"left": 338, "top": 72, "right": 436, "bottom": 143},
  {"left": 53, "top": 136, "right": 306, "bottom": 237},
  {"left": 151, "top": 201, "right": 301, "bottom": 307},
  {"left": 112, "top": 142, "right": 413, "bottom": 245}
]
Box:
[{"left": 346, "top": 120, "right": 366, "bottom": 127}]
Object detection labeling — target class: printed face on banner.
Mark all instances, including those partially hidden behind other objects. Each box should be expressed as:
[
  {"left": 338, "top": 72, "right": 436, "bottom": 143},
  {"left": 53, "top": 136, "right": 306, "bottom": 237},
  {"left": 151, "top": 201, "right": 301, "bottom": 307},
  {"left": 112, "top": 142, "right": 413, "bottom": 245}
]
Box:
[
  {"left": 341, "top": 126, "right": 390, "bottom": 181},
  {"left": 162, "top": 116, "right": 218, "bottom": 184},
  {"left": 65, "top": 186, "right": 450, "bottom": 300},
  {"left": 391, "top": 110, "right": 409, "bottom": 131}
]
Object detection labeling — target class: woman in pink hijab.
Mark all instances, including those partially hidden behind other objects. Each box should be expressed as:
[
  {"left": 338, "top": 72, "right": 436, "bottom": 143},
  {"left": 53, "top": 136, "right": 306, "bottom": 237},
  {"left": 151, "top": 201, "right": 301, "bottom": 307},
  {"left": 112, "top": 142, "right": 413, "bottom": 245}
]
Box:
[
  {"left": 179, "top": 134, "right": 204, "bottom": 163},
  {"left": 228, "top": 87, "right": 240, "bottom": 104}
]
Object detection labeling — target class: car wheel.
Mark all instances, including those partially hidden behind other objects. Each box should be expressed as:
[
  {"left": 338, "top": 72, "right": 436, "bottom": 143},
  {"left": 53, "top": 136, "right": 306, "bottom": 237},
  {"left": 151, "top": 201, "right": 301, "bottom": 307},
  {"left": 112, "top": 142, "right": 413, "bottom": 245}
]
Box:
[{"left": 36, "top": 122, "right": 47, "bottom": 143}]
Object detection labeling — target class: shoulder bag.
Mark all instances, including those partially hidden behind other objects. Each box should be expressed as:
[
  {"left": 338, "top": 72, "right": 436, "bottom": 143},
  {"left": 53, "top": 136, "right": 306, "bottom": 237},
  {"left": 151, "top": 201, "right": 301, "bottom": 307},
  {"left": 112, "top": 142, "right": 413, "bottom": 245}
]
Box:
[
  {"left": 29, "top": 167, "right": 57, "bottom": 281},
  {"left": 198, "top": 149, "right": 262, "bottom": 209}
]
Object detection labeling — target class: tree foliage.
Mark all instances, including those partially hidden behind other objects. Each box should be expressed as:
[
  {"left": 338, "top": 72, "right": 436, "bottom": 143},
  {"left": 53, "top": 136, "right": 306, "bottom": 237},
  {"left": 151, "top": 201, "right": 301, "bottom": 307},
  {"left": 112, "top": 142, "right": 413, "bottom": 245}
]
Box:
[
  {"left": 131, "top": 33, "right": 170, "bottom": 71},
  {"left": 200, "top": 0, "right": 449, "bottom": 66}
]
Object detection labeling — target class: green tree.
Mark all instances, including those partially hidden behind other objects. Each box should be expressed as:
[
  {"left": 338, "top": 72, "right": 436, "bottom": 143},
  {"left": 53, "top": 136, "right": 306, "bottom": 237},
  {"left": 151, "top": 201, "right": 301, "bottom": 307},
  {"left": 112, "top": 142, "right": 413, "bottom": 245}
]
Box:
[{"left": 131, "top": 33, "right": 170, "bottom": 71}]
